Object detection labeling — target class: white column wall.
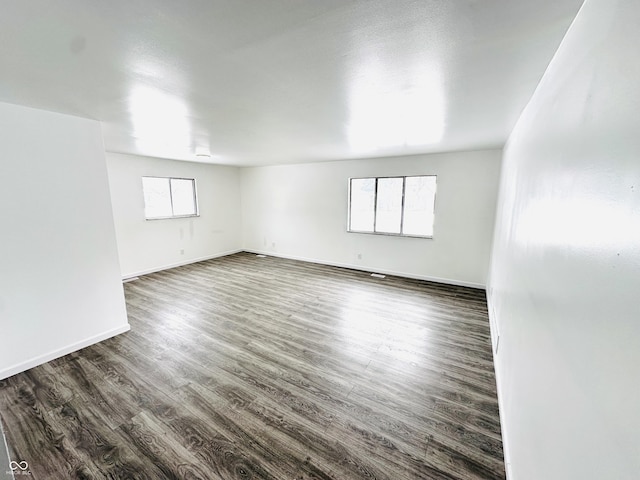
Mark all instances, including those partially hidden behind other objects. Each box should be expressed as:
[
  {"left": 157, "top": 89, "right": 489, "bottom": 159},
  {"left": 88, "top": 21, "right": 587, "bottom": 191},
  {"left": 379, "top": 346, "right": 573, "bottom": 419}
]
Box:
[
  {"left": 488, "top": 1, "right": 640, "bottom": 478},
  {"left": 0, "top": 102, "right": 129, "bottom": 380}
]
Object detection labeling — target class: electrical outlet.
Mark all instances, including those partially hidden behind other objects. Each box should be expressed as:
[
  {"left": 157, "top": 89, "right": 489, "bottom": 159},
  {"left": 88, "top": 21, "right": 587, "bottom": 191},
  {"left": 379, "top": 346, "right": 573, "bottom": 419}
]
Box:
[
  {"left": 180, "top": 249, "right": 184, "bottom": 255},
  {"left": 357, "top": 253, "right": 362, "bottom": 260}
]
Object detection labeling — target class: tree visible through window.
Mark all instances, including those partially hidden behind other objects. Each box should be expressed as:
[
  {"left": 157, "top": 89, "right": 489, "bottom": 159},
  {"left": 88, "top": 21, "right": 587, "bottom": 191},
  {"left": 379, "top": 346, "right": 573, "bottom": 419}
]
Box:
[
  {"left": 142, "top": 176, "right": 198, "bottom": 219},
  {"left": 348, "top": 176, "right": 436, "bottom": 237}
]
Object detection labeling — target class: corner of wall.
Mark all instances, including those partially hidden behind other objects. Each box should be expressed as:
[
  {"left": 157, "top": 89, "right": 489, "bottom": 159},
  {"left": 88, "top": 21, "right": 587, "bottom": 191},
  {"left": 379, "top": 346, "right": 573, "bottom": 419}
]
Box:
[{"left": 0, "top": 324, "right": 130, "bottom": 381}]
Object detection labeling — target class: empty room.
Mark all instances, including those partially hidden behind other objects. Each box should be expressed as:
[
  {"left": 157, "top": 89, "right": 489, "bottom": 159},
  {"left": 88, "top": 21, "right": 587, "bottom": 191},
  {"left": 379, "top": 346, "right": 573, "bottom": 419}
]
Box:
[{"left": 1, "top": 1, "right": 639, "bottom": 479}]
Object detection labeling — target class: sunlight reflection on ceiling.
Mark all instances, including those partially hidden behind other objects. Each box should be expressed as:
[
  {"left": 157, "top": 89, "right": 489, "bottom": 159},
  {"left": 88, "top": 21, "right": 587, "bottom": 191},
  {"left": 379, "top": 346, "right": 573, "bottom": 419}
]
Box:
[
  {"left": 347, "top": 62, "right": 445, "bottom": 153},
  {"left": 130, "top": 85, "right": 192, "bottom": 153}
]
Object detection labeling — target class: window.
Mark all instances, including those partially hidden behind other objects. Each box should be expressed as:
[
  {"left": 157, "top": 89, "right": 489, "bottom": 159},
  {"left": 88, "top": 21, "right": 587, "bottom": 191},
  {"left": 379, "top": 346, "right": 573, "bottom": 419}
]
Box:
[
  {"left": 142, "top": 176, "right": 198, "bottom": 219},
  {"left": 348, "top": 175, "right": 436, "bottom": 237}
]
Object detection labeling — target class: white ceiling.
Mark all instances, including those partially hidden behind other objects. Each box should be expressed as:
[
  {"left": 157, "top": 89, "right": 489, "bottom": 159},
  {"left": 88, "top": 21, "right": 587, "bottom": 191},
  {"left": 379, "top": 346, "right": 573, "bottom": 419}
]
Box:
[{"left": 0, "top": 1, "right": 583, "bottom": 166}]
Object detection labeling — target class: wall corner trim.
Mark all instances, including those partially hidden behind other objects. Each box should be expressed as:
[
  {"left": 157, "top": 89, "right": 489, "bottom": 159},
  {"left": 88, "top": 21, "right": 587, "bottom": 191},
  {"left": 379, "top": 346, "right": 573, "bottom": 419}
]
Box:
[{"left": 0, "top": 324, "right": 130, "bottom": 380}]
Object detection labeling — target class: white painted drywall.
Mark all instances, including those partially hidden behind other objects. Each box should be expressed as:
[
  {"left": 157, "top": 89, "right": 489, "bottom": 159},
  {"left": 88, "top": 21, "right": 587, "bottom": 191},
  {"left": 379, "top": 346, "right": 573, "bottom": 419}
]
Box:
[
  {"left": 488, "top": 0, "right": 640, "bottom": 478},
  {"left": 106, "top": 153, "right": 242, "bottom": 278},
  {"left": 241, "top": 150, "right": 501, "bottom": 287},
  {"left": 0, "top": 102, "right": 129, "bottom": 380}
]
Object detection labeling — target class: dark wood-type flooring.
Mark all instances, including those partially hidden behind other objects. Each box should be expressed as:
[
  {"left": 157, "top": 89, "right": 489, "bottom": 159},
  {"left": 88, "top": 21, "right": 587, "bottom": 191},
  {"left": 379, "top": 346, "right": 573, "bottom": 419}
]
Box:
[{"left": 0, "top": 252, "right": 505, "bottom": 479}]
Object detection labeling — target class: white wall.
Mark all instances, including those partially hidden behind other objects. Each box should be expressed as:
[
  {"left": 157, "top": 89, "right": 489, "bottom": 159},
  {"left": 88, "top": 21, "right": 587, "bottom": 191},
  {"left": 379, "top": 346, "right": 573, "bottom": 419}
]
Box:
[
  {"left": 106, "top": 153, "right": 242, "bottom": 278},
  {"left": 241, "top": 149, "right": 501, "bottom": 287},
  {"left": 488, "top": 0, "right": 640, "bottom": 478},
  {"left": 0, "top": 102, "right": 129, "bottom": 380}
]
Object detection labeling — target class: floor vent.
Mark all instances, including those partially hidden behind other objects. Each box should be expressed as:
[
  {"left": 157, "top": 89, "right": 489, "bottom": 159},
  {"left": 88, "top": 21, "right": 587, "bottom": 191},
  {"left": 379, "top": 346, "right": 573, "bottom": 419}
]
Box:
[
  {"left": 371, "top": 273, "right": 386, "bottom": 279},
  {"left": 123, "top": 277, "right": 139, "bottom": 283},
  {"left": 256, "top": 254, "right": 267, "bottom": 258}
]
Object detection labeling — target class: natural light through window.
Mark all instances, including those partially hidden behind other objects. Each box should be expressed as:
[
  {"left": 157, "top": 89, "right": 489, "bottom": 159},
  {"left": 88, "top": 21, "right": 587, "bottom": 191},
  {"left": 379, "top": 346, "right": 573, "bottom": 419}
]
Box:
[
  {"left": 375, "top": 177, "right": 404, "bottom": 234},
  {"left": 142, "top": 176, "right": 198, "bottom": 220},
  {"left": 348, "top": 176, "right": 436, "bottom": 237},
  {"left": 349, "top": 178, "right": 376, "bottom": 232}
]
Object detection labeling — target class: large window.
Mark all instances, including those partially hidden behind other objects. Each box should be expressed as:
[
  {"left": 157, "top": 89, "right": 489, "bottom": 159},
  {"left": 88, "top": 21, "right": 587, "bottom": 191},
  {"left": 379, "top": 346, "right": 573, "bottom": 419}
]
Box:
[
  {"left": 142, "top": 176, "right": 198, "bottom": 220},
  {"left": 348, "top": 175, "right": 436, "bottom": 237}
]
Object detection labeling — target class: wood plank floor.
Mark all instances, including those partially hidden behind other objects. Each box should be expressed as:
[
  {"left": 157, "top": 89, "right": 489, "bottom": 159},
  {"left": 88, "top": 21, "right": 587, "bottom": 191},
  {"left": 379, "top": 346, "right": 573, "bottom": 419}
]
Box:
[{"left": 0, "top": 252, "right": 505, "bottom": 479}]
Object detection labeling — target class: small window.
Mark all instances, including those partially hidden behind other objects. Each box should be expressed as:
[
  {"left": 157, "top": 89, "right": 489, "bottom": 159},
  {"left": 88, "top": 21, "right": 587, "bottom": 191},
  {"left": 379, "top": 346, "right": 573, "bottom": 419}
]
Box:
[
  {"left": 142, "top": 176, "right": 198, "bottom": 220},
  {"left": 348, "top": 175, "right": 436, "bottom": 237}
]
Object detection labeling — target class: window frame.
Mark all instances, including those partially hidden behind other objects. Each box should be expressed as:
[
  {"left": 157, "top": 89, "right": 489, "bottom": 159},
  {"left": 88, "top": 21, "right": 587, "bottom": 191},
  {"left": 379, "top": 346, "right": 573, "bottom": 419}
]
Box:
[
  {"left": 347, "top": 175, "right": 437, "bottom": 238},
  {"left": 141, "top": 176, "right": 199, "bottom": 220}
]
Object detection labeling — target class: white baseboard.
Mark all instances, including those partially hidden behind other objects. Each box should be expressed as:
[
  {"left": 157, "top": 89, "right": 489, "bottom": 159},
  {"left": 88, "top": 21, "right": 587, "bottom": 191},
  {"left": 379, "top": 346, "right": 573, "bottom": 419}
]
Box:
[
  {"left": 486, "top": 287, "right": 512, "bottom": 479},
  {"left": 121, "top": 248, "right": 242, "bottom": 280},
  {"left": 0, "top": 324, "right": 130, "bottom": 380},
  {"left": 121, "top": 248, "right": 485, "bottom": 289},
  {"left": 244, "top": 249, "right": 486, "bottom": 289}
]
